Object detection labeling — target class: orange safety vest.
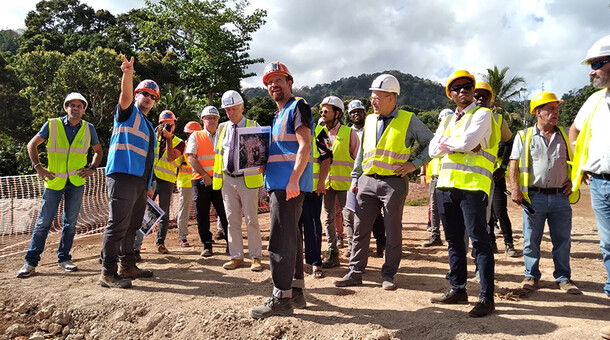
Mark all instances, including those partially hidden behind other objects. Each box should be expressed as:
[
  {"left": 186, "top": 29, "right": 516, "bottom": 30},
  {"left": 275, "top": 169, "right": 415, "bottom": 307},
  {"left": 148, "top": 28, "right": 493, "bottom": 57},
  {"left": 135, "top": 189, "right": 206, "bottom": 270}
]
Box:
[{"left": 192, "top": 130, "right": 215, "bottom": 179}]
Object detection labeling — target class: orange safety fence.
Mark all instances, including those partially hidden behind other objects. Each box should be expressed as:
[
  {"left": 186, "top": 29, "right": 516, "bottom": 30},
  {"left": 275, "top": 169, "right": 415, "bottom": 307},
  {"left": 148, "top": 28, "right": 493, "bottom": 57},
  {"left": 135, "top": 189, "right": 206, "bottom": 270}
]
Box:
[{"left": 0, "top": 168, "right": 270, "bottom": 257}]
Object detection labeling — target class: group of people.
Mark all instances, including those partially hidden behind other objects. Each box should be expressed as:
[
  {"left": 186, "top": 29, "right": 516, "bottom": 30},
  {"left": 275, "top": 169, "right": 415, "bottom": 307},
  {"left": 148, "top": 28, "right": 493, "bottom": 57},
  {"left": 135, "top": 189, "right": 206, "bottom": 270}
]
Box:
[{"left": 13, "top": 34, "right": 610, "bottom": 331}]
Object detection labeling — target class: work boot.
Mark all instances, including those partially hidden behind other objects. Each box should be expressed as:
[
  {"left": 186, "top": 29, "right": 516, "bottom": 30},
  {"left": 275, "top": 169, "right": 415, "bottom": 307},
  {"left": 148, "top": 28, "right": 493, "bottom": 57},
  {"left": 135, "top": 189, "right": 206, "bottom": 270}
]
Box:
[
  {"left": 557, "top": 280, "right": 582, "bottom": 294},
  {"left": 431, "top": 288, "right": 468, "bottom": 304},
  {"left": 521, "top": 277, "right": 539, "bottom": 290},
  {"left": 468, "top": 296, "right": 495, "bottom": 317},
  {"left": 505, "top": 243, "right": 519, "bottom": 258},
  {"left": 422, "top": 235, "right": 443, "bottom": 247},
  {"left": 223, "top": 258, "right": 244, "bottom": 270},
  {"left": 250, "top": 296, "right": 293, "bottom": 319},
  {"left": 291, "top": 288, "right": 306, "bottom": 309},
  {"left": 99, "top": 273, "right": 132, "bottom": 289},
  {"left": 322, "top": 250, "right": 339, "bottom": 268},
  {"left": 157, "top": 243, "right": 169, "bottom": 254},
  {"left": 250, "top": 258, "right": 262, "bottom": 272},
  {"left": 118, "top": 265, "right": 154, "bottom": 279}
]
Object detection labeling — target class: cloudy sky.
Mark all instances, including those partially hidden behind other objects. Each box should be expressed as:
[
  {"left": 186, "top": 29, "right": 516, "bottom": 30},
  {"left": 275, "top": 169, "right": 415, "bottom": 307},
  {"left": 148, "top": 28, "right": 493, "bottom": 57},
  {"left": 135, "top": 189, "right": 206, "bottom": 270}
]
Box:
[{"left": 3, "top": 0, "right": 609, "bottom": 98}]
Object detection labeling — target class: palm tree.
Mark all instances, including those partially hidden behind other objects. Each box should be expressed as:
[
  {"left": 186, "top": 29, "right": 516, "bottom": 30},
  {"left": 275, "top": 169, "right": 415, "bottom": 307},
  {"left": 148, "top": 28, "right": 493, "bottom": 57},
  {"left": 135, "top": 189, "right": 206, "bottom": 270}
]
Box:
[{"left": 482, "top": 66, "right": 526, "bottom": 111}]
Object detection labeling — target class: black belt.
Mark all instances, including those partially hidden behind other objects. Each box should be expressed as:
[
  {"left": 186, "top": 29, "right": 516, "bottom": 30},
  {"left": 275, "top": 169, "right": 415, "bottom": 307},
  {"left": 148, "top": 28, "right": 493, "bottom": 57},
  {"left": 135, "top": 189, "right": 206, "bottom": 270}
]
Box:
[
  {"left": 225, "top": 172, "right": 243, "bottom": 178},
  {"left": 529, "top": 187, "right": 563, "bottom": 194},
  {"left": 367, "top": 174, "right": 400, "bottom": 179},
  {"left": 592, "top": 173, "right": 610, "bottom": 180}
]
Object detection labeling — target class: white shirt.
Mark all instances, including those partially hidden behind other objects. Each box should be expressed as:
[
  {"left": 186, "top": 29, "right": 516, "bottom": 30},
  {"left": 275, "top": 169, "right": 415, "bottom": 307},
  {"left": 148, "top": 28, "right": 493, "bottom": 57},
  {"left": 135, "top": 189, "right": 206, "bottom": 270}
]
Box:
[{"left": 574, "top": 90, "right": 610, "bottom": 174}]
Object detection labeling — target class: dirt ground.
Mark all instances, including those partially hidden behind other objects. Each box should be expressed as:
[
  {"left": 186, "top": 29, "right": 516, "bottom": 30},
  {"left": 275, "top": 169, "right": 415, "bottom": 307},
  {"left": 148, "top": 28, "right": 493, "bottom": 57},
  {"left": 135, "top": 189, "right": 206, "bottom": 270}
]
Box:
[{"left": 1, "top": 182, "right": 609, "bottom": 340}]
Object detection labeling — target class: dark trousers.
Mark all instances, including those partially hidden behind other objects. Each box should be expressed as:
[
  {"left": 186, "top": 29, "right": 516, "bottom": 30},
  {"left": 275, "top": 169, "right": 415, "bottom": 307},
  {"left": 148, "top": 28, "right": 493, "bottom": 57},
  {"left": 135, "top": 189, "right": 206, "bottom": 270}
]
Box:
[
  {"left": 102, "top": 174, "right": 147, "bottom": 275},
  {"left": 488, "top": 177, "right": 514, "bottom": 245},
  {"left": 372, "top": 212, "right": 386, "bottom": 250},
  {"left": 154, "top": 179, "right": 175, "bottom": 245},
  {"left": 437, "top": 188, "right": 495, "bottom": 299},
  {"left": 298, "top": 192, "right": 323, "bottom": 267},
  {"left": 192, "top": 179, "right": 228, "bottom": 249}
]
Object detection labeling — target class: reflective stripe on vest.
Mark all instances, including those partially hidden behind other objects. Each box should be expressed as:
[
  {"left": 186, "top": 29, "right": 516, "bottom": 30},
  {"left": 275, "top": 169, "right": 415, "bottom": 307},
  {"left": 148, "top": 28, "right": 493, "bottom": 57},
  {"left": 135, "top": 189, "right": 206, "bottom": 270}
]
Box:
[
  {"left": 362, "top": 110, "right": 413, "bottom": 176},
  {"left": 264, "top": 97, "right": 314, "bottom": 191},
  {"left": 154, "top": 135, "right": 182, "bottom": 183},
  {"left": 571, "top": 88, "right": 607, "bottom": 192},
  {"left": 518, "top": 126, "right": 580, "bottom": 204},
  {"left": 176, "top": 151, "right": 192, "bottom": 188},
  {"left": 192, "top": 130, "right": 215, "bottom": 179},
  {"left": 46, "top": 118, "right": 91, "bottom": 189},
  {"left": 326, "top": 125, "right": 354, "bottom": 190},
  {"left": 436, "top": 106, "right": 495, "bottom": 196},
  {"left": 212, "top": 119, "right": 263, "bottom": 189}
]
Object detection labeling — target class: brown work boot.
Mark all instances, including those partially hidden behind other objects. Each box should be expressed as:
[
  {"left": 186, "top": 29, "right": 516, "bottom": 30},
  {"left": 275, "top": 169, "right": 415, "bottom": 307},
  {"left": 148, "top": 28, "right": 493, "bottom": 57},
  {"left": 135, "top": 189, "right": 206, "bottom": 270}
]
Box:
[
  {"left": 522, "top": 277, "right": 539, "bottom": 290},
  {"left": 223, "top": 258, "right": 244, "bottom": 270},
  {"left": 119, "top": 265, "right": 153, "bottom": 279},
  {"left": 99, "top": 273, "right": 132, "bottom": 289},
  {"left": 157, "top": 243, "right": 169, "bottom": 254},
  {"left": 557, "top": 280, "right": 582, "bottom": 294},
  {"left": 250, "top": 258, "right": 263, "bottom": 272}
]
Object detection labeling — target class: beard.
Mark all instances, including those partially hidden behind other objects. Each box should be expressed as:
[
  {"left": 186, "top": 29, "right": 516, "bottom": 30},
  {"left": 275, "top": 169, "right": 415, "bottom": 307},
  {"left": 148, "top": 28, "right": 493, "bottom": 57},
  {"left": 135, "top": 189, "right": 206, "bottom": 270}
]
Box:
[{"left": 593, "top": 73, "right": 610, "bottom": 88}]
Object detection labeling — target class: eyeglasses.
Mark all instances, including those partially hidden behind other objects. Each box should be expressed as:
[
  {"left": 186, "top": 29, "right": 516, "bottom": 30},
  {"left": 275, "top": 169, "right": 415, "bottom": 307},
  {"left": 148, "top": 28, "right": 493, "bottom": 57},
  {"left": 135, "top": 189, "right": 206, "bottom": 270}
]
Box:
[
  {"left": 320, "top": 109, "right": 331, "bottom": 114},
  {"left": 369, "top": 94, "right": 391, "bottom": 103},
  {"left": 591, "top": 59, "right": 610, "bottom": 71},
  {"left": 138, "top": 91, "right": 158, "bottom": 101},
  {"left": 450, "top": 83, "right": 474, "bottom": 93}
]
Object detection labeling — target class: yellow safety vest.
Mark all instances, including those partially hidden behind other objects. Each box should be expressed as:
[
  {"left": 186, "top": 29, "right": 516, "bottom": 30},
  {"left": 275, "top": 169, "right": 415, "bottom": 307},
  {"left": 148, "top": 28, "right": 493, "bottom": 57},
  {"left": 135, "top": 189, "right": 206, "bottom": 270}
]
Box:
[
  {"left": 571, "top": 88, "right": 608, "bottom": 192},
  {"left": 45, "top": 118, "right": 91, "bottom": 190},
  {"left": 517, "top": 126, "right": 580, "bottom": 204},
  {"left": 326, "top": 125, "right": 354, "bottom": 190},
  {"left": 176, "top": 149, "right": 193, "bottom": 188},
  {"left": 154, "top": 135, "right": 182, "bottom": 183},
  {"left": 213, "top": 119, "right": 263, "bottom": 190},
  {"left": 362, "top": 110, "right": 413, "bottom": 176},
  {"left": 436, "top": 107, "right": 495, "bottom": 196}
]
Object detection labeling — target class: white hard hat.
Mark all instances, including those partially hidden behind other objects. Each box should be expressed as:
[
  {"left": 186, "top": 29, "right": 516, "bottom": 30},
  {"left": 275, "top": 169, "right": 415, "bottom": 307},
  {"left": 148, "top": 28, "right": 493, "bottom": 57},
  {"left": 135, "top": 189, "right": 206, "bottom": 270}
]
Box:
[
  {"left": 201, "top": 106, "right": 220, "bottom": 117},
  {"left": 582, "top": 35, "right": 610, "bottom": 65},
  {"left": 221, "top": 90, "right": 244, "bottom": 108},
  {"left": 320, "top": 96, "right": 344, "bottom": 112},
  {"left": 438, "top": 109, "right": 453, "bottom": 121},
  {"left": 369, "top": 74, "right": 400, "bottom": 95},
  {"left": 347, "top": 100, "right": 365, "bottom": 113},
  {"left": 63, "top": 92, "right": 88, "bottom": 110}
]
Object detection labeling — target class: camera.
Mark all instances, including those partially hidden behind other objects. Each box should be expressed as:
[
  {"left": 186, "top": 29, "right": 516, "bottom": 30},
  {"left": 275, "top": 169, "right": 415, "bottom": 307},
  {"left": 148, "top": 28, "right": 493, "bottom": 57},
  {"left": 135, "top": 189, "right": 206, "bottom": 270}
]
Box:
[{"left": 164, "top": 123, "right": 171, "bottom": 132}]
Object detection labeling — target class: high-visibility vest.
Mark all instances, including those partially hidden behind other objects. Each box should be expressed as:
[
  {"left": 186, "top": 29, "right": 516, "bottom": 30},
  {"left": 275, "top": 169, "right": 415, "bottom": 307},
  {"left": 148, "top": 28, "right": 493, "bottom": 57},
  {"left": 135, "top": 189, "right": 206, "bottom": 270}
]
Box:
[
  {"left": 213, "top": 119, "right": 263, "bottom": 190},
  {"left": 362, "top": 110, "right": 413, "bottom": 176},
  {"left": 106, "top": 105, "right": 157, "bottom": 188},
  {"left": 312, "top": 124, "right": 329, "bottom": 190},
  {"left": 192, "top": 130, "right": 215, "bottom": 180},
  {"left": 176, "top": 151, "right": 192, "bottom": 188},
  {"left": 325, "top": 125, "right": 354, "bottom": 190},
  {"left": 436, "top": 106, "right": 495, "bottom": 196},
  {"left": 571, "top": 88, "right": 608, "bottom": 191},
  {"left": 45, "top": 118, "right": 91, "bottom": 190},
  {"left": 517, "top": 126, "right": 580, "bottom": 204},
  {"left": 264, "top": 97, "right": 314, "bottom": 192},
  {"left": 154, "top": 135, "right": 182, "bottom": 183}
]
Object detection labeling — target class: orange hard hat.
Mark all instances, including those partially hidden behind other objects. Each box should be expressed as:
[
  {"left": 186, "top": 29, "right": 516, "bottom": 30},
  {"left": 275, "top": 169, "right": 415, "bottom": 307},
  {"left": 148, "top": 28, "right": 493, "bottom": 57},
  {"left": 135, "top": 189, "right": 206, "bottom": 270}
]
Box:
[
  {"left": 262, "top": 61, "right": 292, "bottom": 86},
  {"left": 184, "top": 121, "right": 202, "bottom": 133},
  {"left": 134, "top": 79, "right": 160, "bottom": 99},
  {"left": 158, "top": 110, "right": 176, "bottom": 123}
]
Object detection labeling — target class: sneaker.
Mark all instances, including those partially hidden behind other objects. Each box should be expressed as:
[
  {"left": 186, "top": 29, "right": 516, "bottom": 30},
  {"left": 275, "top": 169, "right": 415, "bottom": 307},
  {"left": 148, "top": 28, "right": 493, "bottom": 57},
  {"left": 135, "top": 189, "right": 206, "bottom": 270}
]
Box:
[
  {"left": 250, "top": 296, "right": 293, "bottom": 319},
  {"left": 118, "top": 265, "right": 153, "bottom": 279},
  {"left": 430, "top": 288, "right": 468, "bottom": 304},
  {"left": 382, "top": 277, "right": 396, "bottom": 291},
  {"left": 250, "top": 258, "right": 263, "bottom": 272},
  {"left": 334, "top": 273, "right": 362, "bottom": 287},
  {"left": 99, "top": 273, "right": 132, "bottom": 289},
  {"left": 179, "top": 239, "right": 191, "bottom": 247},
  {"left": 58, "top": 260, "right": 78, "bottom": 272},
  {"left": 468, "top": 296, "right": 495, "bottom": 317},
  {"left": 223, "top": 258, "right": 244, "bottom": 270},
  {"left": 521, "top": 277, "right": 539, "bottom": 290},
  {"left": 505, "top": 243, "right": 519, "bottom": 258},
  {"left": 201, "top": 248, "right": 213, "bottom": 257},
  {"left": 557, "top": 280, "right": 582, "bottom": 294},
  {"left": 134, "top": 250, "right": 142, "bottom": 262},
  {"left": 322, "top": 250, "right": 340, "bottom": 268},
  {"left": 157, "top": 243, "right": 169, "bottom": 254},
  {"left": 422, "top": 235, "right": 443, "bottom": 247},
  {"left": 16, "top": 264, "right": 35, "bottom": 278},
  {"left": 291, "top": 288, "right": 307, "bottom": 309},
  {"left": 214, "top": 231, "right": 225, "bottom": 241},
  {"left": 337, "top": 236, "right": 344, "bottom": 249}
]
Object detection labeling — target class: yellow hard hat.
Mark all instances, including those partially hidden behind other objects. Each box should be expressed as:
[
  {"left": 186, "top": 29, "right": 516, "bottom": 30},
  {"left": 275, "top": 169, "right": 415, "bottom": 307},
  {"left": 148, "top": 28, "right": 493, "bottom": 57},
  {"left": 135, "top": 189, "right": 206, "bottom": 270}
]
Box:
[
  {"left": 529, "top": 91, "right": 564, "bottom": 114},
  {"left": 475, "top": 81, "right": 494, "bottom": 98},
  {"left": 445, "top": 70, "right": 475, "bottom": 98}
]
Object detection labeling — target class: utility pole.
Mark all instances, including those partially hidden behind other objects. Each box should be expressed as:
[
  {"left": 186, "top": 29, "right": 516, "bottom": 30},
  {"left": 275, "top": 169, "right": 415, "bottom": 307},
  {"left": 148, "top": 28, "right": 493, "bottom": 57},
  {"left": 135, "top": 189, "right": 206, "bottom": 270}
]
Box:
[{"left": 520, "top": 87, "right": 528, "bottom": 129}]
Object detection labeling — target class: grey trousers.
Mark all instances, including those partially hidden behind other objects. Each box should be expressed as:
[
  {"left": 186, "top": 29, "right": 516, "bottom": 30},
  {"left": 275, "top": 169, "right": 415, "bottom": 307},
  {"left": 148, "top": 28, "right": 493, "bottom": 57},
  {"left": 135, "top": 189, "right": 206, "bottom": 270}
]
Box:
[
  {"left": 429, "top": 176, "right": 441, "bottom": 237},
  {"left": 348, "top": 175, "right": 408, "bottom": 279},
  {"left": 323, "top": 188, "right": 351, "bottom": 252}
]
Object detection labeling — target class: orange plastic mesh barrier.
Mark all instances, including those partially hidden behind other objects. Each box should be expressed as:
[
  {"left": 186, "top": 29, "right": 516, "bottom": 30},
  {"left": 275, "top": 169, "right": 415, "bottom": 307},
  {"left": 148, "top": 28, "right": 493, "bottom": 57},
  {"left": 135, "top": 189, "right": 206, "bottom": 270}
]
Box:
[{"left": 0, "top": 168, "right": 270, "bottom": 257}]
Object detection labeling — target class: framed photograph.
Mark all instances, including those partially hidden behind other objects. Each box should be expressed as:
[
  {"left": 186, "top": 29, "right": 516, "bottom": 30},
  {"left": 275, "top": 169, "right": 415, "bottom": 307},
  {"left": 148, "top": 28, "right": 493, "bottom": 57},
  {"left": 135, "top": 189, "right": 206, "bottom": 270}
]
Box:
[
  {"left": 140, "top": 197, "right": 165, "bottom": 236},
  {"left": 237, "top": 126, "right": 271, "bottom": 171}
]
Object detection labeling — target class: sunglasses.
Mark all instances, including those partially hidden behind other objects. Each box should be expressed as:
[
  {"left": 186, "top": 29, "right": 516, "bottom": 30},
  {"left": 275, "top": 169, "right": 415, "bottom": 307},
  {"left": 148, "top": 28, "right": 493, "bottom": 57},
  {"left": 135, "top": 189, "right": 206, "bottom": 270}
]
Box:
[
  {"left": 450, "top": 83, "right": 474, "bottom": 93},
  {"left": 139, "top": 91, "right": 158, "bottom": 101},
  {"left": 591, "top": 59, "right": 610, "bottom": 71},
  {"left": 320, "top": 109, "right": 332, "bottom": 114},
  {"left": 474, "top": 93, "right": 490, "bottom": 100}
]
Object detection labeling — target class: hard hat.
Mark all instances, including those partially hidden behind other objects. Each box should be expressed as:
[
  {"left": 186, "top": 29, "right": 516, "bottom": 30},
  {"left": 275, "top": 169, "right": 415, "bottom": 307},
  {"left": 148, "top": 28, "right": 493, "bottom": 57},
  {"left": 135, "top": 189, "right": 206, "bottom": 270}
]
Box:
[
  {"left": 158, "top": 110, "right": 176, "bottom": 123},
  {"left": 184, "top": 121, "right": 202, "bottom": 133},
  {"left": 63, "top": 92, "right": 88, "bottom": 110},
  {"left": 529, "top": 91, "right": 564, "bottom": 114},
  {"left": 262, "top": 61, "right": 292, "bottom": 85},
  {"left": 582, "top": 35, "right": 610, "bottom": 65},
  {"left": 134, "top": 79, "right": 160, "bottom": 99},
  {"left": 221, "top": 90, "right": 244, "bottom": 108},
  {"left": 475, "top": 81, "right": 494, "bottom": 98},
  {"left": 369, "top": 74, "right": 400, "bottom": 95},
  {"left": 201, "top": 106, "right": 220, "bottom": 117},
  {"left": 445, "top": 70, "right": 475, "bottom": 98},
  {"left": 347, "top": 100, "right": 365, "bottom": 113},
  {"left": 320, "top": 96, "right": 344, "bottom": 113},
  {"left": 438, "top": 109, "right": 453, "bottom": 121}
]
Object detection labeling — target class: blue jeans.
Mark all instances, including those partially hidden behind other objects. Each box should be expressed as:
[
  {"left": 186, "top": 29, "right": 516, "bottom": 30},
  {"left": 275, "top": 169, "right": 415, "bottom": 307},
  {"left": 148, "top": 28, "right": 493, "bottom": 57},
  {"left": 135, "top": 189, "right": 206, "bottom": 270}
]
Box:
[
  {"left": 24, "top": 182, "right": 84, "bottom": 267},
  {"left": 522, "top": 192, "right": 572, "bottom": 283},
  {"left": 590, "top": 176, "right": 610, "bottom": 295}
]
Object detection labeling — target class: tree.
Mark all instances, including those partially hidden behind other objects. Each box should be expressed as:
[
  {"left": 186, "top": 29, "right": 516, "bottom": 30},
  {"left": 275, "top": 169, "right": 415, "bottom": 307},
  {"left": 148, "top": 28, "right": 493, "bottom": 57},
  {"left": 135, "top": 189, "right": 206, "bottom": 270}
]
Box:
[
  {"left": 137, "top": 0, "right": 267, "bottom": 103},
  {"left": 0, "top": 29, "right": 21, "bottom": 55},
  {"left": 559, "top": 84, "right": 598, "bottom": 128},
  {"left": 482, "top": 66, "right": 526, "bottom": 113}
]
